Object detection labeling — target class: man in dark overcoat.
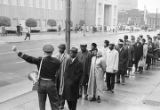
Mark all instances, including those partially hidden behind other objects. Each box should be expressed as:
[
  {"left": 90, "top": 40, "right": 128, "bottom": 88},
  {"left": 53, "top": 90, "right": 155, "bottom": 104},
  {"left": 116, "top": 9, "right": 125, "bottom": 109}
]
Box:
[
  {"left": 77, "top": 44, "right": 92, "bottom": 99},
  {"left": 63, "top": 47, "right": 83, "bottom": 110},
  {"left": 116, "top": 39, "right": 128, "bottom": 85},
  {"left": 134, "top": 37, "right": 143, "bottom": 72}
]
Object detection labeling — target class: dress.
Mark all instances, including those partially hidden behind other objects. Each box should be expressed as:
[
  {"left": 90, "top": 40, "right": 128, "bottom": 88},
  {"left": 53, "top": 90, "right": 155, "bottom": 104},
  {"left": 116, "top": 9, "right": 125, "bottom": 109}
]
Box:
[
  {"left": 87, "top": 56, "right": 106, "bottom": 98},
  {"left": 95, "top": 57, "right": 106, "bottom": 96}
]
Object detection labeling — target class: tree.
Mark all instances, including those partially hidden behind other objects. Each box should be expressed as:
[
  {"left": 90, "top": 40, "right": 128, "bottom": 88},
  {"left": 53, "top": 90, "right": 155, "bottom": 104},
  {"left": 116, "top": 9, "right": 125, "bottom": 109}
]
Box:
[
  {"left": 25, "top": 18, "right": 37, "bottom": 30},
  {"left": 79, "top": 20, "right": 85, "bottom": 26},
  {"left": 47, "top": 19, "right": 57, "bottom": 27},
  {"left": 0, "top": 16, "right": 11, "bottom": 27}
]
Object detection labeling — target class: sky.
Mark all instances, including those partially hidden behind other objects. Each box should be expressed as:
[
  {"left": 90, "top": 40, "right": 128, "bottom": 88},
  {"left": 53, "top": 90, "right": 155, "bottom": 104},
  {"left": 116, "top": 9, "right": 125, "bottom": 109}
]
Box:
[{"left": 138, "top": 0, "right": 160, "bottom": 13}]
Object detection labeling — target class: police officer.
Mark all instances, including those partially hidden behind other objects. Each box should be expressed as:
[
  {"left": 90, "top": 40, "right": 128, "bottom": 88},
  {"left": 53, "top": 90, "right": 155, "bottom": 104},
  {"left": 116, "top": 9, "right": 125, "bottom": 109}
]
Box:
[{"left": 12, "top": 44, "right": 61, "bottom": 110}]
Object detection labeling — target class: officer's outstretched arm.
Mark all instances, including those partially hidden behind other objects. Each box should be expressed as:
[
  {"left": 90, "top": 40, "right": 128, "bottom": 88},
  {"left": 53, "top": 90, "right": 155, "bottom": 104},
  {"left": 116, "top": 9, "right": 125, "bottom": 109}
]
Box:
[{"left": 12, "top": 46, "right": 41, "bottom": 65}]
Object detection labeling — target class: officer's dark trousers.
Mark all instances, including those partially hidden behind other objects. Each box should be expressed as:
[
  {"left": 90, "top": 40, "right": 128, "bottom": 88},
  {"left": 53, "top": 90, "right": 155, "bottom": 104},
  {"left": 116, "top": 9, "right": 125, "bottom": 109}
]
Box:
[
  {"left": 38, "top": 80, "right": 59, "bottom": 110},
  {"left": 106, "top": 73, "right": 115, "bottom": 90},
  {"left": 67, "top": 100, "right": 77, "bottom": 110}
]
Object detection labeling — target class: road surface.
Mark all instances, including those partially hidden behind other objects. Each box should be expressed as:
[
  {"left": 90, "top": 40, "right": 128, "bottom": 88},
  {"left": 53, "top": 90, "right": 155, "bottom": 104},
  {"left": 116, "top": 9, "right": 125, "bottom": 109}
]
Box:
[{"left": 0, "top": 31, "right": 160, "bottom": 110}]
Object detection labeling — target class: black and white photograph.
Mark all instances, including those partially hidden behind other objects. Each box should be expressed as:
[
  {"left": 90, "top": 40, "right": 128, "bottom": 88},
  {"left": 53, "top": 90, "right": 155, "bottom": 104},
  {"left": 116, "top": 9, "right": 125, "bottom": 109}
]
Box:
[{"left": 0, "top": 0, "right": 160, "bottom": 110}]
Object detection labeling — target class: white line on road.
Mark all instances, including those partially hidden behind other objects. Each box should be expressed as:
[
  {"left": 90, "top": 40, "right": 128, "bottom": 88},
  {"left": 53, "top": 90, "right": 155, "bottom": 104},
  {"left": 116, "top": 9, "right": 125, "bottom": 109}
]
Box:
[
  {"left": 15, "top": 61, "right": 25, "bottom": 64},
  {"left": 0, "top": 48, "right": 41, "bottom": 56}
]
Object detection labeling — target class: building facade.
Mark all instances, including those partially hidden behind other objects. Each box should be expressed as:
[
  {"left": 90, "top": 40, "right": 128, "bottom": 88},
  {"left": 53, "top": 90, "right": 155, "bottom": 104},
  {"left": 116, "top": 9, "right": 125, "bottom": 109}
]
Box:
[
  {"left": 118, "top": 9, "right": 160, "bottom": 29},
  {"left": 0, "top": 0, "right": 118, "bottom": 31},
  {"left": 118, "top": 0, "right": 138, "bottom": 11},
  {"left": 0, "top": 0, "right": 65, "bottom": 31},
  {"left": 71, "top": 0, "right": 118, "bottom": 27},
  {"left": 118, "top": 9, "right": 145, "bottom": 26}
]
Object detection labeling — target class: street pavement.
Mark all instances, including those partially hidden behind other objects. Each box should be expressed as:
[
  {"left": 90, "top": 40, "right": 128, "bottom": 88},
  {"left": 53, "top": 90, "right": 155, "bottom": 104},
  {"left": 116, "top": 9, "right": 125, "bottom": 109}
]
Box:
[
  {"left": 0, "top": 62, "right": 160, "bottom": 110},
  {"left": 0, "top": 31, "right": 160, "bottom": 110}
]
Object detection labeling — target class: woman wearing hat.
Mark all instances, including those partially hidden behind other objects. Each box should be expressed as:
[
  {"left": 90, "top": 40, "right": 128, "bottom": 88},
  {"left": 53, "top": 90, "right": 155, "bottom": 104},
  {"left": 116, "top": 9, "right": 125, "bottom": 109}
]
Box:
[{"left": 12, "top": 44, "right": 61, "bottom": 110}]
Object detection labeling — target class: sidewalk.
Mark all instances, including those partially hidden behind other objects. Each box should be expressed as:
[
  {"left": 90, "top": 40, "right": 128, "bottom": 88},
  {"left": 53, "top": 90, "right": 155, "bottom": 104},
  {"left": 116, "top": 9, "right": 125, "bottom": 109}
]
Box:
[
  {"left": 0, "top": 31, "right": 130, "bottom": 44},
  {"left": 0, "top": 63, "right": 160, "bottom": 110}
]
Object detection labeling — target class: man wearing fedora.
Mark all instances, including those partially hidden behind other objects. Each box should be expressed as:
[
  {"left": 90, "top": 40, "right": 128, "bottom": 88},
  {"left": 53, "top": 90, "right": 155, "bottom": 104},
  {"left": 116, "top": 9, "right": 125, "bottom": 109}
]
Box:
[
  {"left": 12, "top": 44, "right": 61, "bottom": 110},
  {"left": 63, "top": 47, "right": 83, "bottom": 110}
]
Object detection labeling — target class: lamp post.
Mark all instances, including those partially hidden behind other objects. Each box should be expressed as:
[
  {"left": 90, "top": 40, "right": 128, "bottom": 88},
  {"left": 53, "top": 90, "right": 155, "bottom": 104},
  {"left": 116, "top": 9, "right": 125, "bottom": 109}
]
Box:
[{"left": 65, "top": 0, "right": 71, "bottom": 53}]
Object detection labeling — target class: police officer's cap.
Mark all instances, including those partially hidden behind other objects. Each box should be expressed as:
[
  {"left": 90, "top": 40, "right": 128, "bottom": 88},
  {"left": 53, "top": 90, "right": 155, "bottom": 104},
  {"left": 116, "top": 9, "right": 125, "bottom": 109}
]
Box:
[
  {"left": 70, "top": 47, "right": 78, "bottom": 53},
  {"left": 58, "top": 44, "right": 66, "bottom": 50},
  {"left": 80, "top": 43, "right": 87, "bottom": 47},
  {"left": 43, "top": 44, "right": 54, "bottom": 53}
]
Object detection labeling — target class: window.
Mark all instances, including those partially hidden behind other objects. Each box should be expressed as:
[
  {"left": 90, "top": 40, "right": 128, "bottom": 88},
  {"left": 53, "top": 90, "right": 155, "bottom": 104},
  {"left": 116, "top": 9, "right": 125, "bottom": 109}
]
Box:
[
  {"left": 98, "top": 3, "right": 102, "bottom": 16},
  {"left": 28, "top": 0, "right": 33, "bottom": 7},
  {"left": 3, "top": 0, "right": 9, "bottom": 5},
  {"left": 35, "top": 0, "right": 40, "bottom": 8},
  {"left": 42, "top": 0, "right": 45, "bottom": 9},
  {"left": 48, "top": 0, "right": 51, "bottom": 9},
  {"left": 55, "top": 0, "right": 63, "bottom": 10},
  {"left": 0, "top": 0, "right": 2, "bottom": 4},
  {"left": 19, "top": 0, "right": 25, "bottom": 6},
  {"left": 11, "top": 0, "right": 17, "bottom": 6}
]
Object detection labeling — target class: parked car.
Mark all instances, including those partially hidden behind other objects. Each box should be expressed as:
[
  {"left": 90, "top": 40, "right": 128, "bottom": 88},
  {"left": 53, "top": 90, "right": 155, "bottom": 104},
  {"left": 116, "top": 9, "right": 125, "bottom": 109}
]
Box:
[
  {"left": 47, "top": 26, "right": 58, "bottom": 32},
  {"left": 30, "top": 27, "right": 41, "bottom": 33},
  {"left": 5, "top": 27, "right": 17, "bottom": 34}
]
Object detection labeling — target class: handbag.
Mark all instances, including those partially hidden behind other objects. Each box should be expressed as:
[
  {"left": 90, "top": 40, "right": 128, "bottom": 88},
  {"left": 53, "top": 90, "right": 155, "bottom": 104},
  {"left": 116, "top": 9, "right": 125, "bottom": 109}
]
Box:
[{"left": 28, "top": 58, "right": 43, "bottom": 91}]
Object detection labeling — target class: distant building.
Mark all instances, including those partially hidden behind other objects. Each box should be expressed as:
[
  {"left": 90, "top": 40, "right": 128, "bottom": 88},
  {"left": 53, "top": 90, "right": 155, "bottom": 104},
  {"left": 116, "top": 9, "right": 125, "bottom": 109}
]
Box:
[
  {"left": 118, "top": 9, "right": 160, "bottom": 28},
  {"left": 72, "top": 0, "right": 118, "bottom": 27},
  {"left": 118, "top": 9, "right": 144, "bottom": 26},
  {"left": 0, "top": 0, "right": 118, "bottom": 31},
  {"left": 118, "top": 0, "right": 138, "bottom": 11}
]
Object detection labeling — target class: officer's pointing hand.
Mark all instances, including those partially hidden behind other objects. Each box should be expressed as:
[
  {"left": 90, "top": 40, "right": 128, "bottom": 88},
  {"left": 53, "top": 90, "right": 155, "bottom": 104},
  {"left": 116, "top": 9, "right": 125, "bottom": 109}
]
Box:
[{"left": 12, "top": 46, "right": 18, "bottom": 53}]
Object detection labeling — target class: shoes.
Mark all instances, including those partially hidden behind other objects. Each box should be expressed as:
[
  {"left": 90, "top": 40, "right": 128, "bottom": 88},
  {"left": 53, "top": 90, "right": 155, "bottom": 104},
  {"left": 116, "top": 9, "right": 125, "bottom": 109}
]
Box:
[
  {"left": 89, "top": 97, "right": 97, "bottom": 102},
  {"left": 110, "top": 90, "right": 114, "bottom": 93},
  {"left": 116, "top": 81, "right": 120, "bottom": 84},
  {"left": 121, "top": 82, "right": 126, "bottom": 85}
]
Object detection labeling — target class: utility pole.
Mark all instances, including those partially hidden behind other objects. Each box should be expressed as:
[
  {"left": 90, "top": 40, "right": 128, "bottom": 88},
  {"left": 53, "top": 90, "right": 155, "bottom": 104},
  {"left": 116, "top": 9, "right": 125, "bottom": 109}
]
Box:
[
  {"left": 83, "top": 0, "right": 86, "bottom": 37},
  {"left": 155, "top": 8, "right": 158, "bottom": 30},
  {"left": 65, "top": 0, "right": 71, "bottom": 53}
]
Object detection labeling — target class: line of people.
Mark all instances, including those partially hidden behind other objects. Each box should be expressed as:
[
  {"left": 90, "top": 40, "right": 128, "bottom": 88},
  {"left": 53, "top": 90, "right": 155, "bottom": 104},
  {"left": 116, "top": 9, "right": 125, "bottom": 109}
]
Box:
[{"left": 12, "top": 33, "right": 160, "bottom": 110}]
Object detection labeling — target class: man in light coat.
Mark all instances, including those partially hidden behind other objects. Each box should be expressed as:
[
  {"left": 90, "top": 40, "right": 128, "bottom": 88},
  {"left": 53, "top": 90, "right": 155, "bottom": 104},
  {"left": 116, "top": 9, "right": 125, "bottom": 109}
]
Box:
[
  {"left": 105, "top": 43, "right": 119, "bottom": 93},
  {"left": 56, "top": 44, "right": 70, "bottom": 109}
]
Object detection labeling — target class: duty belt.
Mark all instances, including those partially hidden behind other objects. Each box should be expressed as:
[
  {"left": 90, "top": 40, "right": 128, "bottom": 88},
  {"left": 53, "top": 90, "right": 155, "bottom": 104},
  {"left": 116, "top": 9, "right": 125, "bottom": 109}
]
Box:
[{"left": 40, "top": 78, "right": 52, "bottom": 81}]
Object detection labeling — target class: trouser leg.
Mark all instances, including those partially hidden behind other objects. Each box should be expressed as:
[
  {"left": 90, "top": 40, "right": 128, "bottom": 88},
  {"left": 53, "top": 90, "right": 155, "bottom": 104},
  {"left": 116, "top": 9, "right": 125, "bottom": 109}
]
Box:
[
  {"left": 67, "top": 100, "right": 77, "bottom": 110},
  {"left": 121, "top": 73, "right": 125, "bottom": 83},
  {"left": 135, "top": 61, "right": 138, "bottom": 71},
  {"left": 111, "top": 74, "right": 115, "bottom": 90},
  {"left": 116, "top": 72, "right": 120, "bottom": 83},
  {"left": 38, "top": 81, "right": 47, "bottom": 110},
  {"left": 59, "top": 95, "right": 65, "bottom": 108},
  {"left": 38, "top": 93, "right": 47, "bottom": 110},
  {"left": 24, "top": 36, "right": 27, "bottom": 40},
  {"left": 47, "top": 81, "right": 59, "bottom": 110},
  {"left": 106, "top": 73, "right": 111, "bottom": 90}
]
